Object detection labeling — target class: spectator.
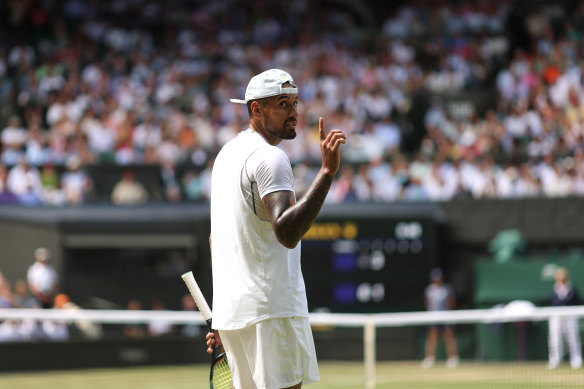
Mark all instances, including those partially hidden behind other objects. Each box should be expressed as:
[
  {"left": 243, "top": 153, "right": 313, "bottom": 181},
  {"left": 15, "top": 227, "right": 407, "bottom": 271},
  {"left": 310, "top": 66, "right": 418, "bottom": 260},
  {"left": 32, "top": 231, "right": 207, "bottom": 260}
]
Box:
[
  {"left": 180, "top": 294, "right": 202, "bottom": 338},
  {"left": 123, "top": 299, "right": 146, "bottom": 338},
  {"left": 26, "top": 247, "right": 58, "bottom": 309},
  {"left": 6, "top": 158, "right": 43, "bottom": 200},
  {"left": 0, "top": 319, "right": 21, "bottom": 342},
  {"left": 182, "top": 169, "right": 205, "bottom": 201},
  {"left": 40, "top": 163, "right": 66, "bottom": 206},
  {"left": 0, "top": 164, "right": 19, "bottom": 204},
  {"left": 41, "top": 316, "right": 70, "bottom": 341},
  {"left": 0, "top": 279, "right": 14, "bottom": 308},
  {"left": 132, "top": 113, "right": 161, "bottom": 162},
  {"left": 53, "top": 293, "right": 102, "bottom": 339},
  {"left": 160, "top": 160, "right": 182, "bottom": 203},
  {"left": 12, "top": 279, "right": 39, "bottom": 308},
  {"left": 18, "top": 184, "right": 44, "bottom": 206},
  {"left": 373, "top": 115, "right": 401, "bottom": 156},
  {"left": 401, "top": 176, "right": 429, "bottom": 201},
  {"left": 147, "top": 299, "right": 174, "bottom": 337},
  {"left": 111, "top": 169, "right": 149, "bottom": 205},
  {"left": 61, "top": 155, "right": 93, "bottom": 205},
  {"left": 1, "top": 116, "right": 27, "bottom": 165},
  {"left": 329, "top": 165, "right": 360, "bottom": 203}
]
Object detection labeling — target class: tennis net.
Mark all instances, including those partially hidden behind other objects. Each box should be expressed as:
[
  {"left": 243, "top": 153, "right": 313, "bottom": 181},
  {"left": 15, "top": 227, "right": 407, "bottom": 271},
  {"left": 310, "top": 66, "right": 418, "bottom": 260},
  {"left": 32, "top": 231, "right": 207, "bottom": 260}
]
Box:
[{"left": 1, "top": 305, "right": 584, "bottom": 388}]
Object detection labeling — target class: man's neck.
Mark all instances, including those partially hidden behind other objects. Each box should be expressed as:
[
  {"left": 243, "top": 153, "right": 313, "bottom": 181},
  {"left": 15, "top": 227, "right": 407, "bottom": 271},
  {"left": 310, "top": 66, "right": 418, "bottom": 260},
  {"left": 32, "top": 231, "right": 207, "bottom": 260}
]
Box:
[{"left": 250, "top": 121, "right": 280, "bottom": 146}]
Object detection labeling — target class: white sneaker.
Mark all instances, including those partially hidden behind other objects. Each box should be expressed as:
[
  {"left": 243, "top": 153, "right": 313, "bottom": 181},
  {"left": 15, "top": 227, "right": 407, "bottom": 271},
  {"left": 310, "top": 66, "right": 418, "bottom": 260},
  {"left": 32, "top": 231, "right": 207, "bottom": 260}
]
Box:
[
  {"left": 571, "top": 359, "right": 582, "bottom": 369},
  {"left": 446, "top": 356, "right": 460, "bottom": 368},
  {"left": 421, "top": 356, "right": 435, "bottom": 369},
  {"left": 547, "top": 361, "right": 559, "bottom": 370}
]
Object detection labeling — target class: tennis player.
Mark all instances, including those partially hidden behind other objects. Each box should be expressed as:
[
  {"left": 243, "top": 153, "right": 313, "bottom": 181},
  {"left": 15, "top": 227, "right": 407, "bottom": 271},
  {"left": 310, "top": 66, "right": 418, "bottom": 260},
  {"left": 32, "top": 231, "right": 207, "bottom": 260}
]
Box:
[{"left": 206, "top": 69, "right": 346, "bottom": 389}]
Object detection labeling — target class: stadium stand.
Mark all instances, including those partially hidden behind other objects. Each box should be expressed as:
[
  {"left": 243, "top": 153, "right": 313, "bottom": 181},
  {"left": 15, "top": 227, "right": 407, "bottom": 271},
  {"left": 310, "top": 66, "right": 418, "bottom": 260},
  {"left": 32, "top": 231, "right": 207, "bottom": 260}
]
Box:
[{"left": 1, "top": 0, "right": 583, "bottom": 206}]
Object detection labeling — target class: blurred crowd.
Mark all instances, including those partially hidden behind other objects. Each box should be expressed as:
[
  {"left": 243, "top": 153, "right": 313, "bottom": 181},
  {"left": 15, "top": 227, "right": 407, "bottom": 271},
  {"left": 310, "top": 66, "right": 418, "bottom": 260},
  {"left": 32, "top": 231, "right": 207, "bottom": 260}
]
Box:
[
  {"left": 0, "top": 0, "right": 584, "bottom": 205},
  {"left": 0, "top": 246, "right": 201, "bottom": 342}
]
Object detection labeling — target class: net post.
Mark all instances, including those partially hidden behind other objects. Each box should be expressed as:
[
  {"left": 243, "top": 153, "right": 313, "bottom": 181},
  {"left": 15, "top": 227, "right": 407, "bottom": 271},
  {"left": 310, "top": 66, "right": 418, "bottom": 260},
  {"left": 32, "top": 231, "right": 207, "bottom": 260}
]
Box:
[{"left": 364, "top": 314, "right": 376, "bottom": 389}]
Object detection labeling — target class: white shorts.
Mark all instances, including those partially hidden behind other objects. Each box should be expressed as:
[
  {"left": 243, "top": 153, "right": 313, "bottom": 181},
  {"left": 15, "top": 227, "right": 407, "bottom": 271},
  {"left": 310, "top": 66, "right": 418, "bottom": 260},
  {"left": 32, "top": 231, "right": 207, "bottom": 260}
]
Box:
[{"left": 219, "top": 317, "right": 320, "bottom": 389}]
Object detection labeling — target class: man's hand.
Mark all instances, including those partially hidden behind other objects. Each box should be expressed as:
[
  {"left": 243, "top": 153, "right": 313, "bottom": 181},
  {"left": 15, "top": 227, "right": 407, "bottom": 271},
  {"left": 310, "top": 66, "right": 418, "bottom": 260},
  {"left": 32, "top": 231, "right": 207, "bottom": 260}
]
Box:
[
  {"left": 206, "top": 330, "right": 222, "bottom": 354},
  {"left": 319, "top": 117, "right": 346, "bottom": 176}
]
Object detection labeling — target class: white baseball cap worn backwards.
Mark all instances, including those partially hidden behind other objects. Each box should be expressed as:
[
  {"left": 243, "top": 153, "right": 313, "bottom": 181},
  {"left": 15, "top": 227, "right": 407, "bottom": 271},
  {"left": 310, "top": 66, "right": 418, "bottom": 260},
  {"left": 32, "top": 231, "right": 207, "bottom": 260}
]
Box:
[{"left": 230, "top": 69, "right": 298, "bottom": 104}]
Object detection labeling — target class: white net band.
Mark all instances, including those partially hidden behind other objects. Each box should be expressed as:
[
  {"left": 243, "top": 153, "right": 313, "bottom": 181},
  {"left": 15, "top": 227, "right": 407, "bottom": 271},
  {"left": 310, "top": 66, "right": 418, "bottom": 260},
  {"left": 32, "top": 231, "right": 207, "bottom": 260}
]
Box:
[{"left": 2, "top": 305, "right": 584, "bottom": 326}]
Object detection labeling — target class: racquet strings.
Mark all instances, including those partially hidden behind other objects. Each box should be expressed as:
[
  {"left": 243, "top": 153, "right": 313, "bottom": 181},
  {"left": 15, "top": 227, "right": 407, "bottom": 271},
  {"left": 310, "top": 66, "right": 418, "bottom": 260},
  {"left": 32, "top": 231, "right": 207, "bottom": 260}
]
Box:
[{"left": 211, "top": 354, "right": 233, "bottom": 389}]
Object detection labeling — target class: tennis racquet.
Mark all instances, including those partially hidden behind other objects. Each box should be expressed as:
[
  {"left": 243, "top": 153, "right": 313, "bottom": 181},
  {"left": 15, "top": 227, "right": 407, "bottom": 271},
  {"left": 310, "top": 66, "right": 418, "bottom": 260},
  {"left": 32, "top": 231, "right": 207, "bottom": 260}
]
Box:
[{"left": 182, "top": 271, "right": 233, "bottom": 389}]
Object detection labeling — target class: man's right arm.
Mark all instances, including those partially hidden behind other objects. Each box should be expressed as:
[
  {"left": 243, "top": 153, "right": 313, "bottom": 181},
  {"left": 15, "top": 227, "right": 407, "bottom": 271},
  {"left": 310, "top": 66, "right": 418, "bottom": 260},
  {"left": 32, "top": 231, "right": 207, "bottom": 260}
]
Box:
[{"left": 263, "top": 117, "right": 346, "bottom": 249}]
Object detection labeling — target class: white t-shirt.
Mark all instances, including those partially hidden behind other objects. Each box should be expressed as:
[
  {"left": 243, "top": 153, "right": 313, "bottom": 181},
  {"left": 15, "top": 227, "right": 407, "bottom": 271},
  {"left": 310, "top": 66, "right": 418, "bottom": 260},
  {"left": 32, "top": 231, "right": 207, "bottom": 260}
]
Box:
[
  {"left": 27, "top": 262, "right": 58, "bottom": 295},
  {"left": 210, "top": 129, "right": 308, "bottom": 330},
  {"left": 425, "top": 283, "right": 454, "bottom": 311}
]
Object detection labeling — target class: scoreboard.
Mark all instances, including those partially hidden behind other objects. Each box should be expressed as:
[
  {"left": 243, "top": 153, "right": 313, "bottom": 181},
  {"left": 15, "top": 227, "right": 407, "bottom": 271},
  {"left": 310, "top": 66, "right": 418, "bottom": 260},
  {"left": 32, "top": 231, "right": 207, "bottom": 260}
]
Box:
[{"left": 301, "top": 217, "right": 438, "bottom": 313}]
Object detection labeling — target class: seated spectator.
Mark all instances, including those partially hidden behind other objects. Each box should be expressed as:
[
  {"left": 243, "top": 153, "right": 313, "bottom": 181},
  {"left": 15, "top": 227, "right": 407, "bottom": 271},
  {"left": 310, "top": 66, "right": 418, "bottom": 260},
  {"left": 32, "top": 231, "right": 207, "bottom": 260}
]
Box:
[
  {"left": 329, "top": 165, "right": 361, "bottom": 203},
  {"left": 182, "top": 169, "right": 205, "bottom": 201},
  {"left": 53, "top": 293, "right": 102, "bottom": 339},
  {"left": 61, "top": 155, "right": 93, "bottom": 205},
  {"left": 111, "top": 170, "right": 149, "bottom": 205},
  {"left": 160, "top": 160, "right": 182, "bottom": 203},
  {"left": 7, "top": 158, "right": 43, "bottom": 201},
  {"left": 123, "top": 299, "right": 146, "bottom": 338},
  {"left": 0, "top": 116, "right": 27, "bottom": 166},
  {"left": 40, "top": 163, "right": 59, "bottom": 190},
  {"left": 400, "top": 176, "right": 429, "bottom": 201},
  {"left": 0, "top": 164, "right": 18, "bottom": 204},
  {"left": 180, "top": 294, "right": 202, "bottom": 338},
  {"left": 25, "top": 121, "right": 50, "bottom": 166},
  {"left": 41, "top": 317, "right": 69, "bottom": 341},
  {"left": 18, "top": 185, "right": 44, "bottom": 206},
  {"left": 132, "top": 113, "right": 162, "bottom": 162},
  {"left": 0, "top": 279, "right": 43, "bottom": 342},
  {"left": 373, "top": 115, "right": 401, "bottom": 156},
  {"left": 0, "top": 279, "right": 14, "bottom": 308},
  {"left": 0, "top": 320, "right": 21, "bottom": 342},
  {"left": 40, "top": 163, "right": 66, "bottom": 206},
  {"left": 147, "top": 299, "right": 174, "bottom": 337},
  {"left": 12, "top": 279, "right": 39, "bottom": 308}
]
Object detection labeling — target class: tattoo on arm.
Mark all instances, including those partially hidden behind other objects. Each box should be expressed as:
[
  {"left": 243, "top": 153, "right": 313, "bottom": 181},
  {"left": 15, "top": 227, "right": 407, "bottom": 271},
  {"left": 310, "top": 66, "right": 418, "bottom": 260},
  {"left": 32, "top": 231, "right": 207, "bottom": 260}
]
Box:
[{"left": 263, "top": 170, "right": 334, "bottom": 249}]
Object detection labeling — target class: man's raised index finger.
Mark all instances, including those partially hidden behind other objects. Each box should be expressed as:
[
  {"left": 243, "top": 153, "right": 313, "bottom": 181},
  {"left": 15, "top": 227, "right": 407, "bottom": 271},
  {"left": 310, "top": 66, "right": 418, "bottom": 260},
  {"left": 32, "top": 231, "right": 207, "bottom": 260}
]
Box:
[{"left": 319, "top": 117, "right": 326, "bottom": 140}]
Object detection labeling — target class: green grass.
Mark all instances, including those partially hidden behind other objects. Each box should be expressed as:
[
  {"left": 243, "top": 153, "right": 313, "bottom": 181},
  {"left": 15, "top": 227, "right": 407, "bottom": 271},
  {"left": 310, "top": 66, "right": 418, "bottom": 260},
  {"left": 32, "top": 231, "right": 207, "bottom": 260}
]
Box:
[{"left": 1, "top": 361, "right": 583, "bottom": 389}]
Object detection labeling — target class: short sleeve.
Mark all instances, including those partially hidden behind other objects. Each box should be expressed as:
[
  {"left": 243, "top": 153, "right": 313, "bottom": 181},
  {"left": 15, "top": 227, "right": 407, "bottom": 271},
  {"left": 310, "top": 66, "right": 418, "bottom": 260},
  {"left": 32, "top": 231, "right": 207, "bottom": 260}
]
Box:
[{"left": 248, "top": 146, "right": 294, "bottom": 199}]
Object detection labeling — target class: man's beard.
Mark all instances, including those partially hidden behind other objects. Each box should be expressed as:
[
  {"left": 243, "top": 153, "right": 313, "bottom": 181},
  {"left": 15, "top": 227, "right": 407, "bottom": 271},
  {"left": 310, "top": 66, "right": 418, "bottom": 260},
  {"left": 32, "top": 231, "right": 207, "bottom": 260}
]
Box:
[{"left": 270, "top": 119, "right": 297, "bottom": 140}]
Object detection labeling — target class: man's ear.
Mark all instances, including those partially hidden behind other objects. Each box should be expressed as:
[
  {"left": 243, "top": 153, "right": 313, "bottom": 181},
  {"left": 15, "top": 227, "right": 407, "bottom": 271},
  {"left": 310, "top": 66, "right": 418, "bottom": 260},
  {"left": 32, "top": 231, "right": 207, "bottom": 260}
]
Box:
[{"left": 251, "top": 101, "right": 262, "bottom": 118}]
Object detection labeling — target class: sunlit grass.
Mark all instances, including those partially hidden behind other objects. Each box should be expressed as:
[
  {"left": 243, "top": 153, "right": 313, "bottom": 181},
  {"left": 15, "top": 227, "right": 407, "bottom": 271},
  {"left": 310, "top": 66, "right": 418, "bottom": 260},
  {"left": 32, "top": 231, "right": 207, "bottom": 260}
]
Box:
[{"left": 2, "top": 361, "right": 583, "bottom": 389}]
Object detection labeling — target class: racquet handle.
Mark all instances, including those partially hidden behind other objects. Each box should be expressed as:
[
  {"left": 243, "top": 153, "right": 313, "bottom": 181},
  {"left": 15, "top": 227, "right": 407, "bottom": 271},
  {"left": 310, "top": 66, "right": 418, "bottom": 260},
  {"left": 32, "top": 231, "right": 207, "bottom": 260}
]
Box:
[{"left": 181, "top": 271, "right": 213, "bottom": 323}]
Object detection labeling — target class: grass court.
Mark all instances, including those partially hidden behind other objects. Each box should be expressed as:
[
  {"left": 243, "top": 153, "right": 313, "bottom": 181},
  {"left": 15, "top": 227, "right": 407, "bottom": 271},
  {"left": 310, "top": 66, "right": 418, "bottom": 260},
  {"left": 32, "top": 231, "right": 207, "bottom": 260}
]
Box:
[{"left": 2, "top": 361, "right": 583, "bottom": 389}]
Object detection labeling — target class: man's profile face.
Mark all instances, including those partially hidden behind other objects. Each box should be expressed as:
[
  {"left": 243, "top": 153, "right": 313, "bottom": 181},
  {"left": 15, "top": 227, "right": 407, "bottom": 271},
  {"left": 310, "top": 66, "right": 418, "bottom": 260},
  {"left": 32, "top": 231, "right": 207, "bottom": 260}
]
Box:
[
  {"left": 259, "top": 82, "right": 299, "bottom": 140},
  {"left": 556, "top": 269, "right": 568, "bottom": 284}
]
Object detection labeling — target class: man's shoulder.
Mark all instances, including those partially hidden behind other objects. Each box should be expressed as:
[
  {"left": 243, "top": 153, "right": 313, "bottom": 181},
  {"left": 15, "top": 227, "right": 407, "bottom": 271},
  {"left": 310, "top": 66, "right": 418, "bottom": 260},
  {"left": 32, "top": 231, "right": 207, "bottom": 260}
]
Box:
[
  {"left": 27, "top": 262, "right": 42, "bottom": 274},
  {"left": 249, "top": 144, "right": 291, "bottom": 174},
  {"left": 220, "top": 129, "right": 262, "bottom": 152},
  {"left": 222, "top": 131, "right": 285, "bottom": 162}
]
